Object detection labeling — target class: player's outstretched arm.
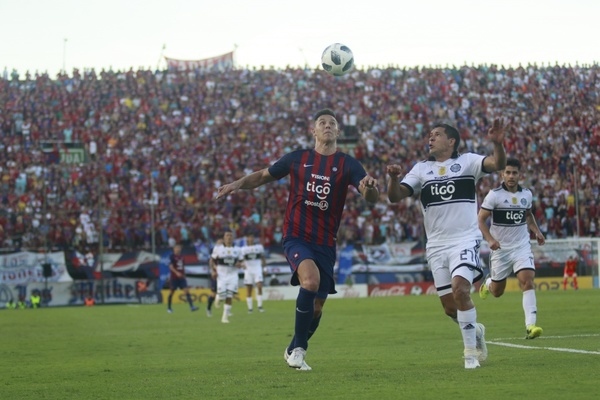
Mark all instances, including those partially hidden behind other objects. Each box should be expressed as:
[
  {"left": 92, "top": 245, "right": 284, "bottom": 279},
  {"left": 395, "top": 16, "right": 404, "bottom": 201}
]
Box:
[
  {"left": 216, "top": 168, "right": 276, "bottom": 199},
  {"left": 386, "top": 164, "right": 411, "bottom": 203},
  {"left": 482, "top": 118, "right": 508, "bottom": 173}
]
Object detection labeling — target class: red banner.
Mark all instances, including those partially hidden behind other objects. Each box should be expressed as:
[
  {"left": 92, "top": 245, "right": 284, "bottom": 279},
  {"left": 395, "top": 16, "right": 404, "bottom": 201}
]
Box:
[{"left": 165, "top": 51, "right": 234, "bottom": 71}]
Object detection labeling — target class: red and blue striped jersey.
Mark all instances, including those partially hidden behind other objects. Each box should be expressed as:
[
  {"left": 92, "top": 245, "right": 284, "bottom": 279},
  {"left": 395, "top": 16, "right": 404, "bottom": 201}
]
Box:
[{"left": 268, "top": 149, "right": 366, "bottom": 246}]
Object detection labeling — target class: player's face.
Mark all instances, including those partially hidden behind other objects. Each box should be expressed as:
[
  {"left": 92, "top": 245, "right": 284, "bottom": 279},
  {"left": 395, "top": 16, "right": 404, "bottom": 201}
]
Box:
[
  {"left": 247, "top": 235, "right": 254, "bottom": 245},
  {"left": 313, "top": 115, "right": 339, "bottom": 143},
  {"left": 428, "top": 127, "right": 454, "bottom": 158},
  {"left": 502, "top": 165, "right": 520, "bottom": 189},
  {"left": 223, "top": 232, "right": 233, "bottom": 246},
  {"left": 173, "top": 245, "right": 182, "bottom": 254}
]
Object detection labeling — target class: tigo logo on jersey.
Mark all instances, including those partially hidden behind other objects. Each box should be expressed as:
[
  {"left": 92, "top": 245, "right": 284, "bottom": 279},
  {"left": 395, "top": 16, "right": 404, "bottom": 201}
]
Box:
[
  {"left": 430, "top": 181, "right": 456, "bottom": 200},
  {"left": 306, "top": 181, "right": 331, "bottom": 200},
  {"left": 505, "top": 210, "right": 524, "bottom": 222}
]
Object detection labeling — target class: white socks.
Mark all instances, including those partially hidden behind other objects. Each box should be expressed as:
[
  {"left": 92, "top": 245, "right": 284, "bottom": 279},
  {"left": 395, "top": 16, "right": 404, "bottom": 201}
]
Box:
[
  {"left": 457, "top": 308, "right": 477, "bottom": 350},
  {"left": 522, "top": 289, "right": 537, "bottom": 326}
]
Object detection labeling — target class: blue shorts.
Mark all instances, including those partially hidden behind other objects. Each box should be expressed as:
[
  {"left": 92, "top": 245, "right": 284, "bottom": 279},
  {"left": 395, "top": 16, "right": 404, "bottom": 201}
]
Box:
[
  {"left": 283, "top": 237, "right": 337, "bottom": 298},
  {"left": 169, "top": 278, "right": 188, "bottom": 290}
]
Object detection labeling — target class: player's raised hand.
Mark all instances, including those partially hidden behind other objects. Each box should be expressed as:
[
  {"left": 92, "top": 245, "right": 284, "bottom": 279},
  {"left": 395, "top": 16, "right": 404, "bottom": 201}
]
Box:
[
  {"left": 386, "top": 164, "right": 402, "bottom": 179},
  {"left": 359, "top": 175, "right": 378, "bottom": 191},
  {"left": 487, "top": 118, "right": 508, "bottom": 144}
]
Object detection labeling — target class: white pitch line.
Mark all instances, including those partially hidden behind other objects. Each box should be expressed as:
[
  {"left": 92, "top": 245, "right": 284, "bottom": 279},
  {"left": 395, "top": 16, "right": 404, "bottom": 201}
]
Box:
[
  {"left": 488, "top": 341, "right": 600, "bottom": 355},
  {"left": 492, "top": 333, "right": 600, "bottom": 341}
]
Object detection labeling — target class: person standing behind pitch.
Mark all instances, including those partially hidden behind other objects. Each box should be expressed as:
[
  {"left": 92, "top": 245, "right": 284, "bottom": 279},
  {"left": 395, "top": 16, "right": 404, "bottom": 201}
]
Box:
[
  {"left": 387, "top": 119, "right": 507, "bottom": 369},
  {"left": 240, "top": 233, "right": 267, "bottom": 313},
  {"left": 210, "top": 230, "right": 243, "bottom": 323},
  {"left": 563, "top": 255, "right": 579, "bottom": 290},
  {"left": 216, "top": 109, "right": 379, "bottom": 371},
  {"left": 478, "top": 158, "right": 546, "bottom": 339},
  {"left": 167, "top": 244, "right": 199, "bottom": 313}
]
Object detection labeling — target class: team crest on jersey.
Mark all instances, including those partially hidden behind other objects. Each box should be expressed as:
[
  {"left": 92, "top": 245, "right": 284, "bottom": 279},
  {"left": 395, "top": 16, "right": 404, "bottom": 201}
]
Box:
[
  {"left": 332, "top": 167, "right": 338, "bottom": 172},
  {"left": 438, "top": 166, "right": 446, "bottom": 175},
  {"left": 521, "top": 198, "right": 527, "bottom": 206},
  {"left": 512, "top": 197, "right": 518, "bottom": 204},
  {"left": 450, "top": 163, "right": 461, "bottom": 172}
]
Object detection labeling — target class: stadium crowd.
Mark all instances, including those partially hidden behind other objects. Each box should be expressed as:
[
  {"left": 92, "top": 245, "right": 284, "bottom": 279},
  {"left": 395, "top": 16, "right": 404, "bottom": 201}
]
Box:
[{"left": 0, "top": 63, "right": 599, "bottom": 252}]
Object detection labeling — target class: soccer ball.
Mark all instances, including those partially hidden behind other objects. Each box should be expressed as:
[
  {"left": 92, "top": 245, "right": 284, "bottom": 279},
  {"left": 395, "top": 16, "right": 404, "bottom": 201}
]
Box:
[{"left": 321, "top": 43, "right": 354, "bottom": 76}]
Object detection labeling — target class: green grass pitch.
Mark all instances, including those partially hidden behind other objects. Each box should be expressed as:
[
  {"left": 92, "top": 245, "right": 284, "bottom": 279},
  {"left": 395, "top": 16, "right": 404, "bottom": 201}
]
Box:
[{"left": 2, "top": 289, "right": 598, "bottom": 400}]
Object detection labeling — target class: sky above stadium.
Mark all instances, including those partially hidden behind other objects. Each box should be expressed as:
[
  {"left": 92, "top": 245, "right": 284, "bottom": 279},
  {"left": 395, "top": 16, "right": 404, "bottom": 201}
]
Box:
[{"left": 1, "top": 0, "right": 598, "bottom": 76}]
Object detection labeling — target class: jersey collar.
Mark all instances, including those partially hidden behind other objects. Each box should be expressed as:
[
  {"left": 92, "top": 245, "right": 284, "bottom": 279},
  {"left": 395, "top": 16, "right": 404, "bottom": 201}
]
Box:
[{"left": 502, "top": 182, "right": 523, "bottom": 192}]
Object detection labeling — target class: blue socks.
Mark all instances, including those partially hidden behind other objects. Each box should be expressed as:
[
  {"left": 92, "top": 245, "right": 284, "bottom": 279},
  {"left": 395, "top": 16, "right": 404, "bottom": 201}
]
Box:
[{"left": 289, "top": 287, "right": 317, "bottom": 351}]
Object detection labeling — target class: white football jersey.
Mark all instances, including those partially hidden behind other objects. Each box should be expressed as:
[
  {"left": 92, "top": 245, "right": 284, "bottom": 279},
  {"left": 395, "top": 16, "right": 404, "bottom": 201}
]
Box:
[
  {"left": 480, "top": 183, "right": 533, "bottom": 249},
  {"left": 211, "top": 245, "right": 243, "bottom": 268},
  {"left": 401, "top": 153, "right": 487, "bottom": 246},
  {"left": 240, "top": 244, "right": 265, "bottom": 269}
]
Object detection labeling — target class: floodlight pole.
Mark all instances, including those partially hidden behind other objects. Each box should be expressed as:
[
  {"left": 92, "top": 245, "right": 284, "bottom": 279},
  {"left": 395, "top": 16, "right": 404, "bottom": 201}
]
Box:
[
  {"left": 151, "top": 169, "right": 156, "bottom": 256},
  {"left": 63, "top": 38, "right": 68, "bottom": 73}
]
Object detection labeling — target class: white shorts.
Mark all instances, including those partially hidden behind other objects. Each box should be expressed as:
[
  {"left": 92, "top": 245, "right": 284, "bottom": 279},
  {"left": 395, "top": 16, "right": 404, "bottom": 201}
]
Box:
[
  {"left": 489, "top": 246, "right": 534, "bottom": 281},
  {"left": 216, "top": 267, "right": 239, "bottom": 297},
  {"left": 243, "top": 265, "right": 263, "bottom": 285},
  {"left": 426, "top": 240, "right": 483, "bottom": 297}
]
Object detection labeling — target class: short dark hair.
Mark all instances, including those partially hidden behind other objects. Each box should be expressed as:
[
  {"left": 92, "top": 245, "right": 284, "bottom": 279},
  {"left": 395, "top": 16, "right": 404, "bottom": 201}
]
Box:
[
  {"left": 506, "top": 158, "right": 521, "bottom": 170},
  {"left": 313, "top": 108, "right": 336, "bottom": 121},
  {"left": 432, "top": 123, "right": 460, "bottom": 158}
]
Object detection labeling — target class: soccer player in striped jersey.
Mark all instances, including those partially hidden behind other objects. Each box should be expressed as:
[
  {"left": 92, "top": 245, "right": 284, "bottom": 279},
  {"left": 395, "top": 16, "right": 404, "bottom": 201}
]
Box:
[
  {"left": 478, "top": 158, "right": 546, "bottom": 339},
  {"left": 387, "top": 119, "right": 507, "bottom": 369},
  {"left": 166, "top": 244, "right": 199, "bottom": 313},
  {"left": 216, "top": 109, "right": 379, "bottom": 370}
]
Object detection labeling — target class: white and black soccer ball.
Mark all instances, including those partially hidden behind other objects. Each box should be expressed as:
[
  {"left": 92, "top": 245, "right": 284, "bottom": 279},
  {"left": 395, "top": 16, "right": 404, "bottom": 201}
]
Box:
[{"left": 321, "top": 43, "right": 354, "bottom": 76}]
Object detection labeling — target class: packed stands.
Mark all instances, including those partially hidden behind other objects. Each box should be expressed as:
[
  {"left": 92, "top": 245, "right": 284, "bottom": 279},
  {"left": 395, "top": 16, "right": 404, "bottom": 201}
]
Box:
[{"left": 1, "top": 63, "right": 598, "bottom": 252}]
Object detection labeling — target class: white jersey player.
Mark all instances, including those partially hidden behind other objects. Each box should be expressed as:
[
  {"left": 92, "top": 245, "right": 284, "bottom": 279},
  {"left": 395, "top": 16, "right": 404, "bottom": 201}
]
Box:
[
  {"left": 478, "top": 158, "right": 546, "bottom": 339},
  {"left": 240, "top": 234, "right": 267, "bottom": 313},
  {"left": 387, "top": 119, "right": 508, "bottom": 369},
  {"left": 210, "top": 231, "right": 243, "bottom": 323}
]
